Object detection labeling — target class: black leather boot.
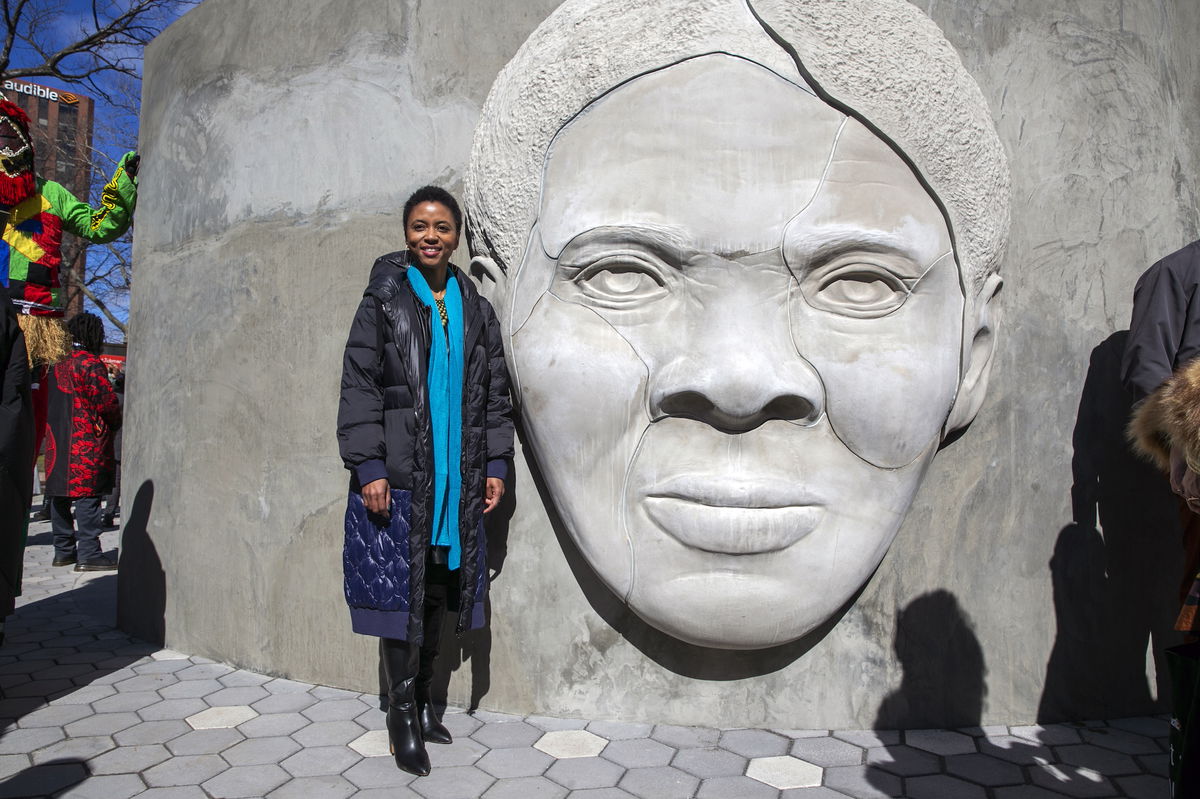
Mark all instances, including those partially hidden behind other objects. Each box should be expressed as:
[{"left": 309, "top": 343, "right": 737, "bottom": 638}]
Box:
[
  {"left": 418, "top": 560, "right": 453, "bottom": 745},
  {"left": 380, "top": 637, "right": 430, "bottom": 776}
]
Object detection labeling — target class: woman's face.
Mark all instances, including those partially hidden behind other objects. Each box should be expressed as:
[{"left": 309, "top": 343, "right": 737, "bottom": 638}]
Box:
[
  {"left": 496, "top": 56, "right": 971, "bottom": 650},
  {"left": 406, "top": 201, "right": 460, "bottom": 272}
]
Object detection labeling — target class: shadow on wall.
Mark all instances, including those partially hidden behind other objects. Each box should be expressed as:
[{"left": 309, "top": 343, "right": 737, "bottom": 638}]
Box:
[
  {"left": 115, "top": 480, "right": 166, "bottom": 646},
  {"left": 1038, "top": 331, "right": 1181, "bottom": 721}
]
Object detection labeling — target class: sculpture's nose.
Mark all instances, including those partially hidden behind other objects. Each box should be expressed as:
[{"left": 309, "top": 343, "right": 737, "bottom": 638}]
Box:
[{"left": 647, "top": 279, "right": 824, "bottom": 432}]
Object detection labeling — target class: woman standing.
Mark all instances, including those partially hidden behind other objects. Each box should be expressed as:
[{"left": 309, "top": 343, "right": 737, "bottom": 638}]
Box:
[{"left": 337, "top": 186, "right": 513, "bottom": 776}]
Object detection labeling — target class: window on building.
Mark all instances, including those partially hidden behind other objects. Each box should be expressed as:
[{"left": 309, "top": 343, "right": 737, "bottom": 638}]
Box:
[{"left": 36, "top": 97, "right": 48, "bottom": 126}]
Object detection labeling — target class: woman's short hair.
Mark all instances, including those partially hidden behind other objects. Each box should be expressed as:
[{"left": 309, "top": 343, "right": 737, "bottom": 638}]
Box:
[
  {"left": 403, "top": 185, "right": 463, "bottom": 232},
  {"left": 466, "top": 0, "right": 1010, "bottom": 294}
]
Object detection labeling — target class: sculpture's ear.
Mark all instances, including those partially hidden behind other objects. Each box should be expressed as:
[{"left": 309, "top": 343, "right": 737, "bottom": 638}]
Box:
[
  {"left": 469, "top": 255, "right": 508, "bottom": 308},
  {"left": 944, "top": 273, "right": 1002, "bottom": 436}
]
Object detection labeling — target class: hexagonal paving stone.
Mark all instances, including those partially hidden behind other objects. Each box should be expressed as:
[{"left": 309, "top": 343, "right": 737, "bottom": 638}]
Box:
[
  {"left": 350, "top": 729, "right": 392, "bottom": 757},
  {"left": 672, "top": 747, "right": 746, "bottom": 778},
  {"left": 823, "top": 764, "right": 902, "bottom": 798},
  {"left": 442, "top": 712, "right": 482, "bottom": 739},
  {"left": 906, "top": 729, "right": 977, "bottom": 756},
  {"left": 979, "top": 735, "right": 1053, "bottom": 765},
  {"left": 54, "top": 773, "right": 146, "bottom": 799},
  {"left": 31, "top": 734, "right": 115, "bottom": 764},
  {"left": 92, "top": 691, "right": 163, "bottom": 713},
  {"left": 237, "top": 711, "right": 311, "bottom": 738},
  {"left": 619, "top": 766, "right": 700, "bottom": 799},
  {"left": 428, "top": 736, "right": 490, "bottom": 768},
  {"left": 342, "top": 754, "right": 420, "bottom": 790},
  {"left": 472, "top": 720, "right": 543, "bottom": 749},
  {"left": 1079, "top": 727, "right": 1161, "bottom": 756},
  {"left": 601, "top": 738, "right": 675, "bottom": 768},
  {"left": 204, "top": 686, "right": 270, "bottom": 707},
  {"left": 651, "top": 724, "right": 720, "bottom": 750},
  {"left": 266, "top": 774, "right": 359, "bottom": 799},
  {"left": 790, "top": 735, "right": 865, "bottom": 767},
  {"left": 1029, "top": 763, "right": 1115, "bottom": 798},
  {"left": 536, "top": 730, "right": 608, "bottom": 759},
  {"left": 139, "top": 698, "right": 209, "bottom": 721},
  {"left": 1118, "top": 773, "right": 1171, "bottom": 799},
  {"left": 281, "top": 744, "right": 361, "bottom": 777},
  {"left": 222, "top": 736, "right": 302, "bottom": 766},
  {"left": 906, "top": 774, "right": 987, "bottom": 799},
  {"left": 88, "top": 743, "right": 172, "bottom": 775},
  {"left": 160, "top": 679, "right": 225, "bottom": 700},
  {"left": 64, "top": 711, "right": 141, "bottom": 736},
  {"left": 0, "top": 761, "right": 89, "bottom": 799},
  {"left": 1057, "top": 744, "right": 1139, "bottom": 775},
  {"left": 15, "top": 703, "right": 92, "bottom": 728},
  {"left": 292, "top": 720, "right": 366, "bottom": 747},
  {"left": 253, "top": 692, "right": 318, "bottom": 715},
  {"left": 545, "top": 756, "right": 626, "bottom": 790},
  {"left": 166, "top": 729, "right": 246, "bottom": 753},
  {"left": 409, "top": 764, "right": 495, "bottom": 798},
  {"left": 834, "top": 730, "right": 900, "bottom": 748},
  {"left": 201, "top": 764, "right": 290, "bottom": 798},
  {"left": 186, "top": 705, "right": 258, "bottom": 730},
  {"left": 527, "top": 715, "right": 590, "bottom": 732},
  {"left": 697, "top": 775, "right": 779, "bottom": 799},
  {"left": 219, "top": 670, "right": 272, "bottom": 688},
  {"left": 303, "top": 699, "right": 367, "bottom": 722},
  {"left": 720, "top": 728, "right": 790, "bottom": 758},
  {"left": 113, "top": 719, "right": 192, "bottom": 746},
  {"left": 779, "top": 787, "right": 852, "bottom": 799},
  {"left": 747, "top": 755, "right": 823, "bottom": 789},
  {"left": 1011, "top": 724, "right": 1083, "bottom": 746},
  {"left": 477, "top": 746, "right": 554, "bottom": 778},
  {"left": 1109, "top": 717, "right": 1168, "bottom": 738},
  {"left": 587, "top": 720, "right": 653, "bottom": 740},
  {"left": 944, "top": 752, "right": 1025, "bottom": 787},
  {"left": 866, "top": 745, "right": 941, "bottom": 777},
  {"left": 143, "top": 753, "right": 230, "bottom": 787},
  {"left": 482, "top": 775, "right": 569, "bottom": 799}
]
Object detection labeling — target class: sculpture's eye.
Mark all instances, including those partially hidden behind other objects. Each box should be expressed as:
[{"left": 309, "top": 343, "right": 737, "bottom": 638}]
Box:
[
  {"left": 574, "top": 257, "right": 669, "bottom": 308},
  {"left": 803, "top": 262, "right": 911, "bottom": 318}
]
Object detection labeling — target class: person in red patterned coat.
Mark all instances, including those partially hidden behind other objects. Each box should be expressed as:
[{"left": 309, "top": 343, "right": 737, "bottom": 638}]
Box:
[{"left": 44, "top": 313, "right": 120, "bottom": 571}]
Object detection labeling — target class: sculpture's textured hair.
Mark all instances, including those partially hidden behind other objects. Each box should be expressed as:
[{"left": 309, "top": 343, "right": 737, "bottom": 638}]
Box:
[
  {"left": 404, "top": 185, "right": 462, "bottom": 232},
  {"left": 67, "top": 312, "right": 105, "bottom": 356},
  {"left": 465, "top": 0, "right": 1010, "bottom": 293}
]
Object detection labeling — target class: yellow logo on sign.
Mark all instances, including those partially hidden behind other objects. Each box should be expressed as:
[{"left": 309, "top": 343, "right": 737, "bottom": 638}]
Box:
[{"left": 58, "top": 91, "right": 79, "bottom": 105}]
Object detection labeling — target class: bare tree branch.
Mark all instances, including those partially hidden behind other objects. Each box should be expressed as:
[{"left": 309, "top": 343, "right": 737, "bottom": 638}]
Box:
[{"left": 0, "top": 0, "right": 197, "bottom": 102}]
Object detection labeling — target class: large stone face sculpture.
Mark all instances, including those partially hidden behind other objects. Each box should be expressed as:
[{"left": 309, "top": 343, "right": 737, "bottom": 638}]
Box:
[{"left": 466, "top": 0, "right": 1010, "bottom": 650}]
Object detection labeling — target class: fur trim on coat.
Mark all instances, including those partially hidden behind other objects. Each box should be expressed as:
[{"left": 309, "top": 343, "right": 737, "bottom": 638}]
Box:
[{"left": 1128, "top": 358, "right": 1200, "bottom": 471}]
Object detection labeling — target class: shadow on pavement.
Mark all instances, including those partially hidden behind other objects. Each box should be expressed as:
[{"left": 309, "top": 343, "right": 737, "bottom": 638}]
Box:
[{"left": 0, "top": 758, "right": 89, "bottom": 799}]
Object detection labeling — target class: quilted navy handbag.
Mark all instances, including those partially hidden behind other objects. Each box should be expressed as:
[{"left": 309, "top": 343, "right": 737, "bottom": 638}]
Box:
[{"left": 342, "top": 488, "right": 413, "bottom": 613}]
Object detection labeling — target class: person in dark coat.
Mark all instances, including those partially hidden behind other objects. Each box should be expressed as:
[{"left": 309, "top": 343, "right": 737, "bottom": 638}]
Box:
[
  {"left": 44, "top": 313, "right": 121, "bottom": 572},
  {"left": 0, "top": 282, "right": 33, "bottom": 641},
  {"left": 1123, "top": 239, "right": 1200, "bottom": 636},
  {"left": 337, "top": 186, "right": 514, "bottom": 776},
  {"left": 102, "top": 369, "right": 124, "bottom": 526}
]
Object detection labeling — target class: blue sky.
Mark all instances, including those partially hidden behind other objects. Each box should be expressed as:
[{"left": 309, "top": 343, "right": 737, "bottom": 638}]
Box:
[{"left": 7, "top": 0, "right": 197, "bottom": 336}]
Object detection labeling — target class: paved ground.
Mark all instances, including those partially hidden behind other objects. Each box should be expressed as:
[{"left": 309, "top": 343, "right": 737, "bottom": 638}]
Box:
[{"left": 0, "top": 509, "right": 1172, "bottom": 798}]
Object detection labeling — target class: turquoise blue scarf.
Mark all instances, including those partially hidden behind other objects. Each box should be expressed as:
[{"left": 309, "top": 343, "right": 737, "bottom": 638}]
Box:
[{"left": 407, "top": 267, "right": 465, "bottom": 570}]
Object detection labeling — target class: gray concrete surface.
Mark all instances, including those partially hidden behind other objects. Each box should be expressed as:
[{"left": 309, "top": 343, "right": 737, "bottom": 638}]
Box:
[
  {"left": 125, "top": 0, "right": 1200, "bottom": 727},
  {"left": 0, "top": 511, "right": 1174, "bottom": 797}
]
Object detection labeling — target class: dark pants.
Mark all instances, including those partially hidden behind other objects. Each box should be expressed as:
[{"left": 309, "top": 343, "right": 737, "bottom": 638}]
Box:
[
  {"left": 104, "top": 464, "right": 121, "bottom": 521},
  {"left": 379, "top": 558, "right": 456, "bottom": 702},
  {"left": 50, "top": 496, "right": 104, "bottom": 563}
]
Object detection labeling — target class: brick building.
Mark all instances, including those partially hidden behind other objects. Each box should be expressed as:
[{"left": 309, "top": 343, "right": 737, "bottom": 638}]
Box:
[{"left": 1, "top": 78, "right": 96, "bottom": 318}]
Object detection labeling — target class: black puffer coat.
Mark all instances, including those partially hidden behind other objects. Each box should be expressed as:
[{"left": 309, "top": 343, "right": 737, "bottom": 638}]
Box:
[{"left": 338, "top": 252, "right": 514, "bottom": 643}]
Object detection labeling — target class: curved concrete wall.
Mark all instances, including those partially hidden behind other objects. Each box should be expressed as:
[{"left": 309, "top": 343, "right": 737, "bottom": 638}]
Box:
[{"left": 123, "top": 0, "right": 1200, "bottom": 728}]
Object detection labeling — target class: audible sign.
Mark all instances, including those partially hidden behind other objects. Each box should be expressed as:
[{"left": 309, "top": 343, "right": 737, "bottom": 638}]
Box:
[{"left": 2, "top": 80, "right": 80, "bottom": 104}]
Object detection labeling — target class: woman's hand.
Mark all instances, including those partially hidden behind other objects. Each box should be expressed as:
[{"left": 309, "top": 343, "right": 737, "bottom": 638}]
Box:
[
  {"left": 484, "top": 477, "right": 505, "bottom": 514},
  {"left": 362, "top": 478, "right": 391, "bottom": 519}
]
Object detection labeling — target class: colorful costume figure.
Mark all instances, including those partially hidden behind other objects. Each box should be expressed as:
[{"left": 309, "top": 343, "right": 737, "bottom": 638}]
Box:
[{"left": 0, "top": 98, "right": 138, "bottom": 458}]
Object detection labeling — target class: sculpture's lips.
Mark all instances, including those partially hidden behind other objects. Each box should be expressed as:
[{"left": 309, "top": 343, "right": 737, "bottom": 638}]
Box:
[{"left": 642, "top": 478, "right": 822, "bottom": 555}]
